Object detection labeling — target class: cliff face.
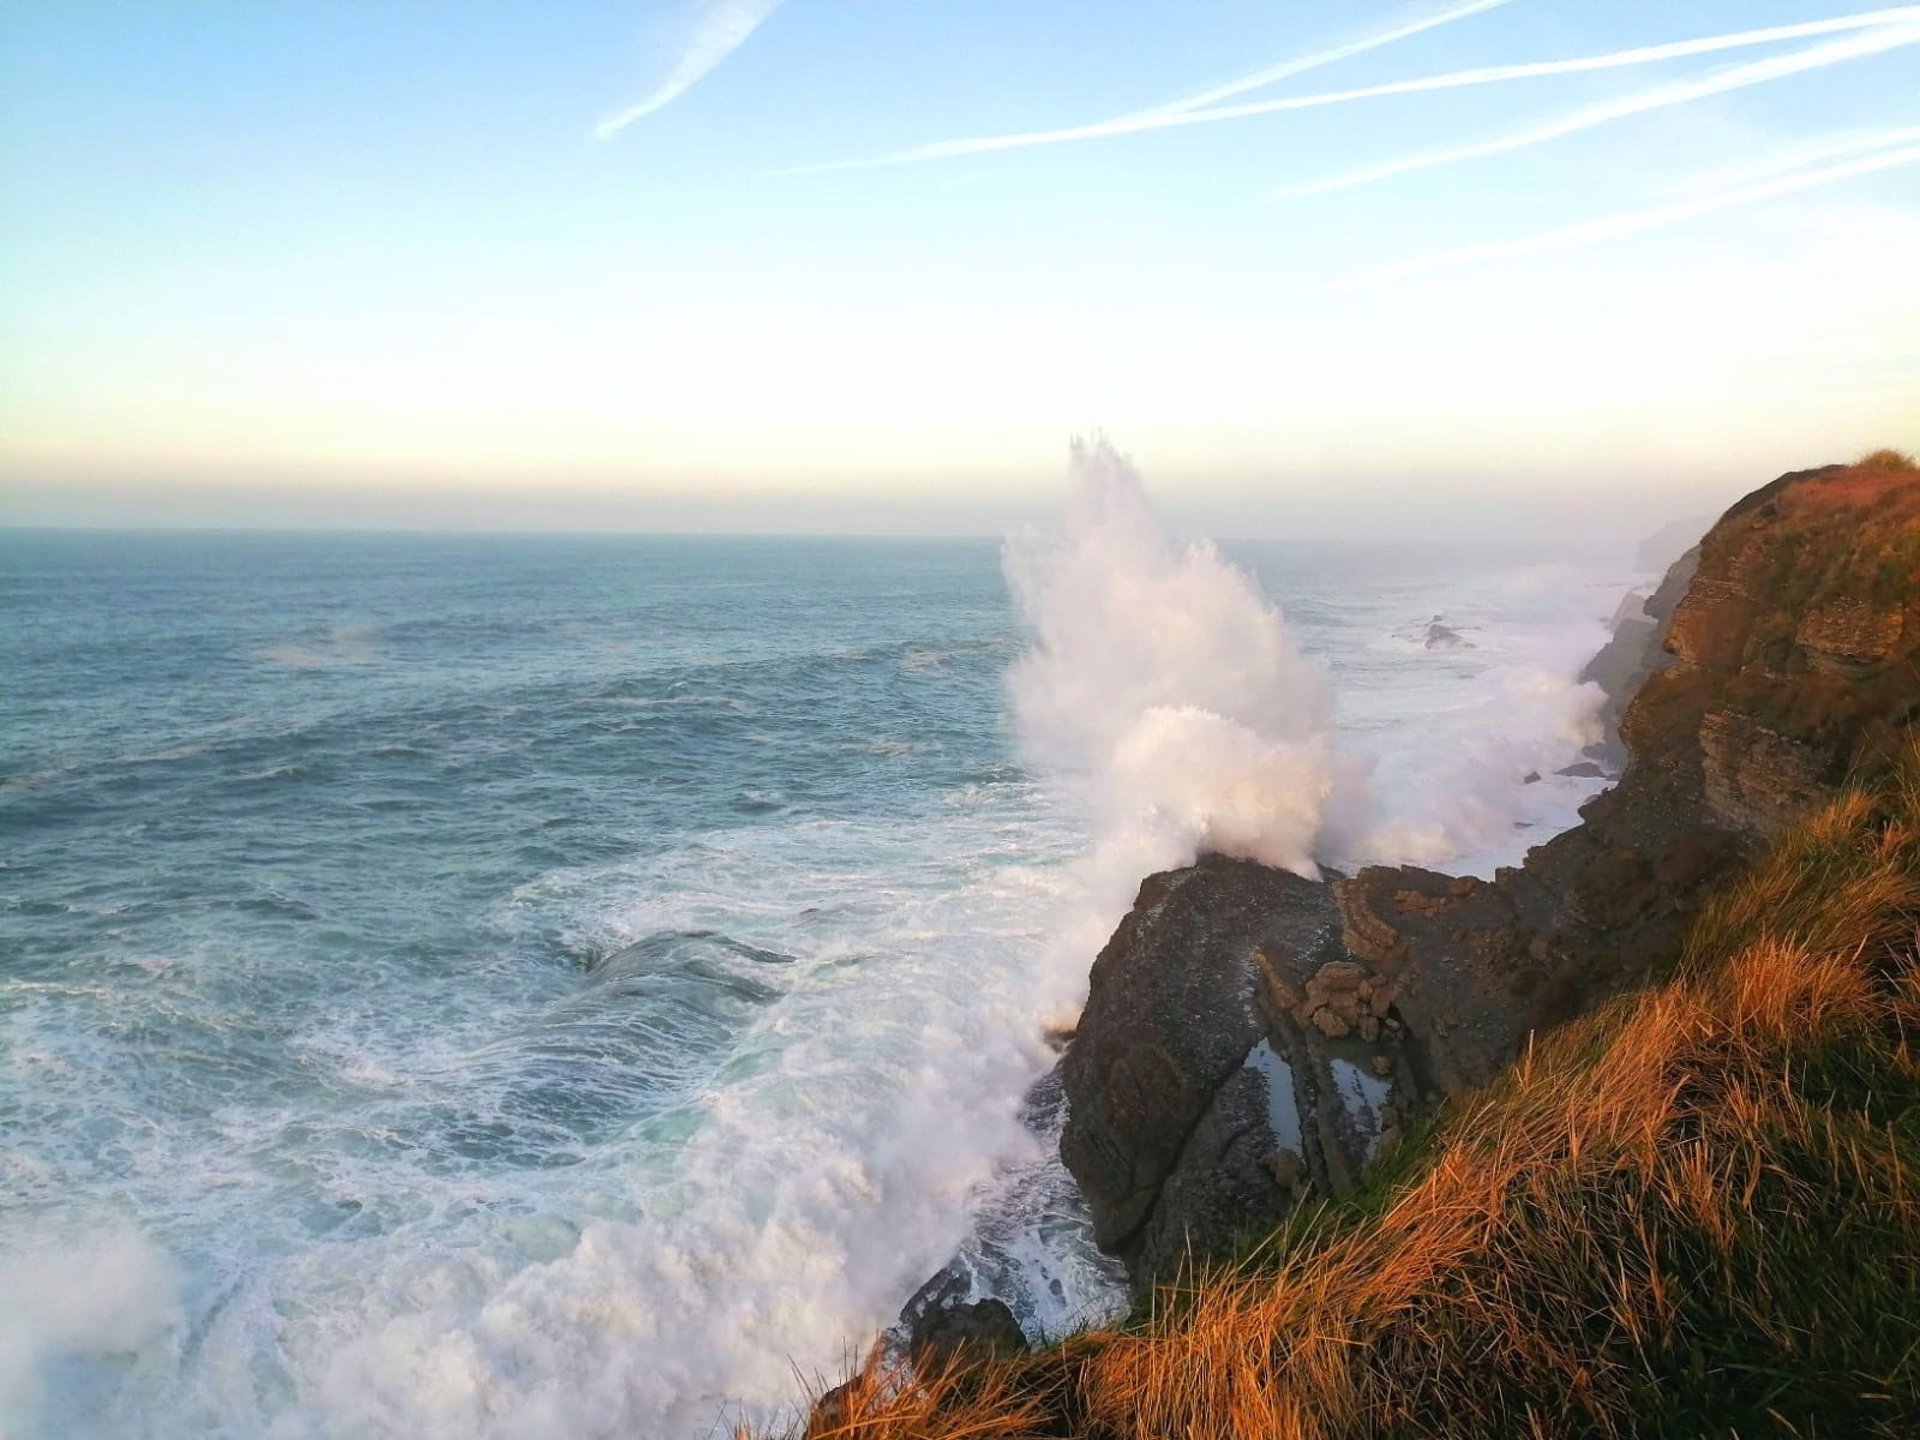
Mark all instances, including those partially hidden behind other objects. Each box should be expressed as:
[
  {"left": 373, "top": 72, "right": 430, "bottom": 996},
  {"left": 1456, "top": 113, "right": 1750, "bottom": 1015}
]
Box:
[{"left": 1062, "top": 459, "right": 1920, "bottom": 1292}]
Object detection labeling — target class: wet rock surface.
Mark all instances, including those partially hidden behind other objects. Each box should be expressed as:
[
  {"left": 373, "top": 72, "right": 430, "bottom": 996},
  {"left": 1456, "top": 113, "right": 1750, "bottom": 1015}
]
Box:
[{"left": 898, "top": 1267, "right": 1028, "bottom": 1368}]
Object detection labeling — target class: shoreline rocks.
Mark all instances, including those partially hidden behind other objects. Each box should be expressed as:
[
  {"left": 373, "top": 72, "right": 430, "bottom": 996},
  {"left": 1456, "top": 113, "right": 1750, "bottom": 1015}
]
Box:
[{"left": 1060, "top": 459, "right": 1920, "bottom": 1299}]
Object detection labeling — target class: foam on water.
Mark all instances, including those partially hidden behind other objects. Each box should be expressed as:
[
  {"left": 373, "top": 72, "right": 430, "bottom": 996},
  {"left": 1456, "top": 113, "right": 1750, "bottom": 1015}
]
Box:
[{"left": 1, "top": 479, "right": 1641, "bottom": 1437}]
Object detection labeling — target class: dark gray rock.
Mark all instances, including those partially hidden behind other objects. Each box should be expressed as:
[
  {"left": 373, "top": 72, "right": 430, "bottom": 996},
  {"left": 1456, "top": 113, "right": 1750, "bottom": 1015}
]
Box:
[
  {"left": 898, "top": 1266, "right": 1026, "bottom": 1369},
  {"left": 1061, "top": 857, "right": 1429, "bottom": 1289},
  {"left": 1059, "top": 857, "right": 1343, "bottom": 1260},
  {"left": 1126, "top": 1060, "right": 1292, "bottom": 1286}
]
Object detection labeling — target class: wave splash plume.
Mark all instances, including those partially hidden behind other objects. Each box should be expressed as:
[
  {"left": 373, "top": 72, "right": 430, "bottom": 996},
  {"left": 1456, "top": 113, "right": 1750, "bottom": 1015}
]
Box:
[{"left": 1006, "top": 435, "right": 1360, "bottom": 884}]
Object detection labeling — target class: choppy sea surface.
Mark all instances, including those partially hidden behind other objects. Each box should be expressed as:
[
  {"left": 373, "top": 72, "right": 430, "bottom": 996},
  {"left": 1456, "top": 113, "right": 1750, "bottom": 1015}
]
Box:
[{"left": 1, "top": 528, "right": 1643, "bottom": 1438}]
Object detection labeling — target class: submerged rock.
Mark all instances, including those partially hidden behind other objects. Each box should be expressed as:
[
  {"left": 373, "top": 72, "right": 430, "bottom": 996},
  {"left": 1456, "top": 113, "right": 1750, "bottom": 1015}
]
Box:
[{"left": 898, "top": 1268, "right": 1027, "bottom": 1369}]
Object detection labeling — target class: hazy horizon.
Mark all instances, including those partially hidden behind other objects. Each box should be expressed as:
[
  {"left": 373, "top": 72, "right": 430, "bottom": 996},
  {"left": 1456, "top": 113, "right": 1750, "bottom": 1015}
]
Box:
[{"left": 0, "top": 464, "right": 1740, "bottom": 547}]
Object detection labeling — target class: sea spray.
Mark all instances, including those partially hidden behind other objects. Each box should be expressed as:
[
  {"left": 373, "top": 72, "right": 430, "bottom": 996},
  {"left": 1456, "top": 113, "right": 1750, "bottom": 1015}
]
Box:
[
  {"left": 0, "top": 1229, "right": 179, "bottom": 1435},
  {"left": 1346, "top": 560, "right": 1611, "bottom": 871},
  {"left": 1004, "top": 435, "right": 1366, "bottom": 894},
  {"left": 872, "top": 435, "right": 1376, "bottom": 1351},
  {"left": 997, "top": 437, "right": 1609, "bottom": 1030},
  {"left": 1359, "top": 656, "right": 1607, "bottom": 867}
]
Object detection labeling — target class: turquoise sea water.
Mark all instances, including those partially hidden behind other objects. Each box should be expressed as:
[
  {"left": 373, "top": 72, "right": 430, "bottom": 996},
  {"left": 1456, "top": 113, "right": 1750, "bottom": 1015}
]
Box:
[{"left": 1, "top": 529, "right": 1635, "bottom": 1438}]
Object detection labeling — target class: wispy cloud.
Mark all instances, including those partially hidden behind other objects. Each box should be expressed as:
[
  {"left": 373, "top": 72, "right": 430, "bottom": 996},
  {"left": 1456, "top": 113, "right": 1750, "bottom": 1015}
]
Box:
[
  {"left": 1315, "top": 127, "right": 1920, "bottom": 291},
  {"left": 595, "top": 0, "right": 783, "bottom": 141},
  {"left": 1282, "top": 17, "right": 1920, "bottom": 195},
  {"left": 783, "top": 5, "right": 1920, "bottom": 175},
  {"left": 779, "top": 0, "right": 1520, "bottom": 174}
]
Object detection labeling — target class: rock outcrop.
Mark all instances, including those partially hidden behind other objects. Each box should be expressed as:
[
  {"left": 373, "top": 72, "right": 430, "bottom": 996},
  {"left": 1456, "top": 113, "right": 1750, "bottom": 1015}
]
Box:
[
  {"left": 1578, "top": 547, "right": 1696, "bottom": 773},
  {"left": 1062, "top": 459, "right": 1920, "bottom": 1294},
  {"left": 1058, "top": 860, "right": 1374, "bottom": 1286}
]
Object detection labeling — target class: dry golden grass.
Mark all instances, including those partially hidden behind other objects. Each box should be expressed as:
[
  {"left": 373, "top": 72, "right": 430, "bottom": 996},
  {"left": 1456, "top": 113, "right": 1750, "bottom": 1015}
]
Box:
[
  {"left": 1855, "top": 447, "right": 1919, "bottom": 474},
  {"left": 766, "top": 741, "right": 1920, "bottom": 1439}
]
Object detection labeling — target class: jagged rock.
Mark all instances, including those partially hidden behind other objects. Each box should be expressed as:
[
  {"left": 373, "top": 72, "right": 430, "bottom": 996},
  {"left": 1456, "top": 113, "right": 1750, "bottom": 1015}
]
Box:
[
  {"left": 1425, "top": 618, "right": 1470, "bottom": 649},
  {"left": 1129, "top": 1060, "right": 1299, "bottom": 1285},
  {"left": 807, "top": 1380, "right": 858, "bottom": 1436},
  {"left": 1061, "top": 861, "right": 1431, "bottom": 1288},
  {"left": 1699, "top": 710, "right": 1829, "bottom": 838},
  {"left": 911, "top": 1298, "right": 1025, "bottom": 1368},
  {"left": 1310, "top": 1006, "right": 1350, "bottom": 1038},
  {"left": 1265, "top": 1148, "right": 1305, "bottom": 1188}
]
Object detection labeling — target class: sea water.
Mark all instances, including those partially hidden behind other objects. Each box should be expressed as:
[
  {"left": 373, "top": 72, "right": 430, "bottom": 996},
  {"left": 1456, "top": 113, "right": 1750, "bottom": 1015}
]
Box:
[{"left": 1, "top": 512, "right": 1644, "bottom": 1438}]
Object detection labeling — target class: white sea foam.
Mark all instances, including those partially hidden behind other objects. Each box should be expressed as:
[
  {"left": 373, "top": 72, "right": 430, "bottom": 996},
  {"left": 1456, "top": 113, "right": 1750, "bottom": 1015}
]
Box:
[{"left": 0, "top": 1228, "right": 179, "bottom": 1435}]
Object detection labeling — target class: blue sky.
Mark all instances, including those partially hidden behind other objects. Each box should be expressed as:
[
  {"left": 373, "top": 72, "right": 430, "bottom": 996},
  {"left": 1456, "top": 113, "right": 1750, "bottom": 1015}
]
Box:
[{"left": 2, "top": 1, "right": 1916, "bottom": 535}]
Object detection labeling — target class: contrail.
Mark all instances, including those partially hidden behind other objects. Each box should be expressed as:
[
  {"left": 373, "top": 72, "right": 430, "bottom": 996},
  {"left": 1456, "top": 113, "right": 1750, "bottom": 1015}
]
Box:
[
  {"left": 779, "top": 0, "right": 1523, "bottom": 174},
  {"left": 596, "top": 0, "right": 782, "bottom": 140},
  {"left": 782, "top": 6, "right": 1920, "bottom": 174},
  {"left": 1282, "top": 19, "right": 1920, "bottom": 195},
  {"left": 1118, "top": 0, "right": 1518, "bottom": 121},
  {"left": 1315, "top": 128, "right": 1920, "bottom": 291}
]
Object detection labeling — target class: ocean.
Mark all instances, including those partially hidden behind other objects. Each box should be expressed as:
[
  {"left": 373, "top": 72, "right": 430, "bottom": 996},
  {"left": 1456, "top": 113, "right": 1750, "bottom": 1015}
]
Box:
[{"left": 1, "top": 478, "right": 1645, "bottom": 1438}]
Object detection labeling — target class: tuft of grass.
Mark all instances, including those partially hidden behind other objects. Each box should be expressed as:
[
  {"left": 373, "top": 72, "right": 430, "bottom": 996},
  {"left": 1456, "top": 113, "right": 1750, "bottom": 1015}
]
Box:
[
  {"left": 766, "top": 737, "right": 1920, "bottom": 1439},
  {"left": 1856, "top": 447, "right": 1919, "bottom": 473}
]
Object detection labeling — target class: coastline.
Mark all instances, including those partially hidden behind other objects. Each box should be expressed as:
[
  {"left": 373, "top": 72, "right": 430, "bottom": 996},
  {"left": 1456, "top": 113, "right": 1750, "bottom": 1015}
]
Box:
[{"left": 805, "top": 452, "right": 1920, "bottom": 1436}]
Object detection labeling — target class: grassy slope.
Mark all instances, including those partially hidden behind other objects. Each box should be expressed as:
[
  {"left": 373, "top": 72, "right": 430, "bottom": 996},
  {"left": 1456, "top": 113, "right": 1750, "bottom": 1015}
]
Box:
[{"left": 783, "top": 739, "right": 1920, "bottom": 1439}]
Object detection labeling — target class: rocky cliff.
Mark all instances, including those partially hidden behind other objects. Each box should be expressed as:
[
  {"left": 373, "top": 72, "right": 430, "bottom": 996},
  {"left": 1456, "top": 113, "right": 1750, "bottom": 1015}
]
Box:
[{"left": 1061, "top": 457, "right": 1920, "bottom": 1293}]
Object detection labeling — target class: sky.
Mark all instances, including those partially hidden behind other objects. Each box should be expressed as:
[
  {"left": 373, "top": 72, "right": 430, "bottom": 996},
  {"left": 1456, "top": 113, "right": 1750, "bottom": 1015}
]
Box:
[{"left": 1, "top": 0, "right": 1916, "bottom": 538}]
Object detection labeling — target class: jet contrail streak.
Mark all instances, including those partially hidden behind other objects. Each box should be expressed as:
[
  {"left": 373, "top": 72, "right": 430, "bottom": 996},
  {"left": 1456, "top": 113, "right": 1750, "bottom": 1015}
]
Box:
[
  {"left": 1119, "top": 0, "right": 1518, "bottom": 122},
  {"left": 1315, "top": 130, "right": 1920, "bottom": 291},
  {"left": 1282, "top": 19, "right": 1920, "bottom": 196},
  {"left": 781, "top": 6, "right": 1920, "bottom": 174}
]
